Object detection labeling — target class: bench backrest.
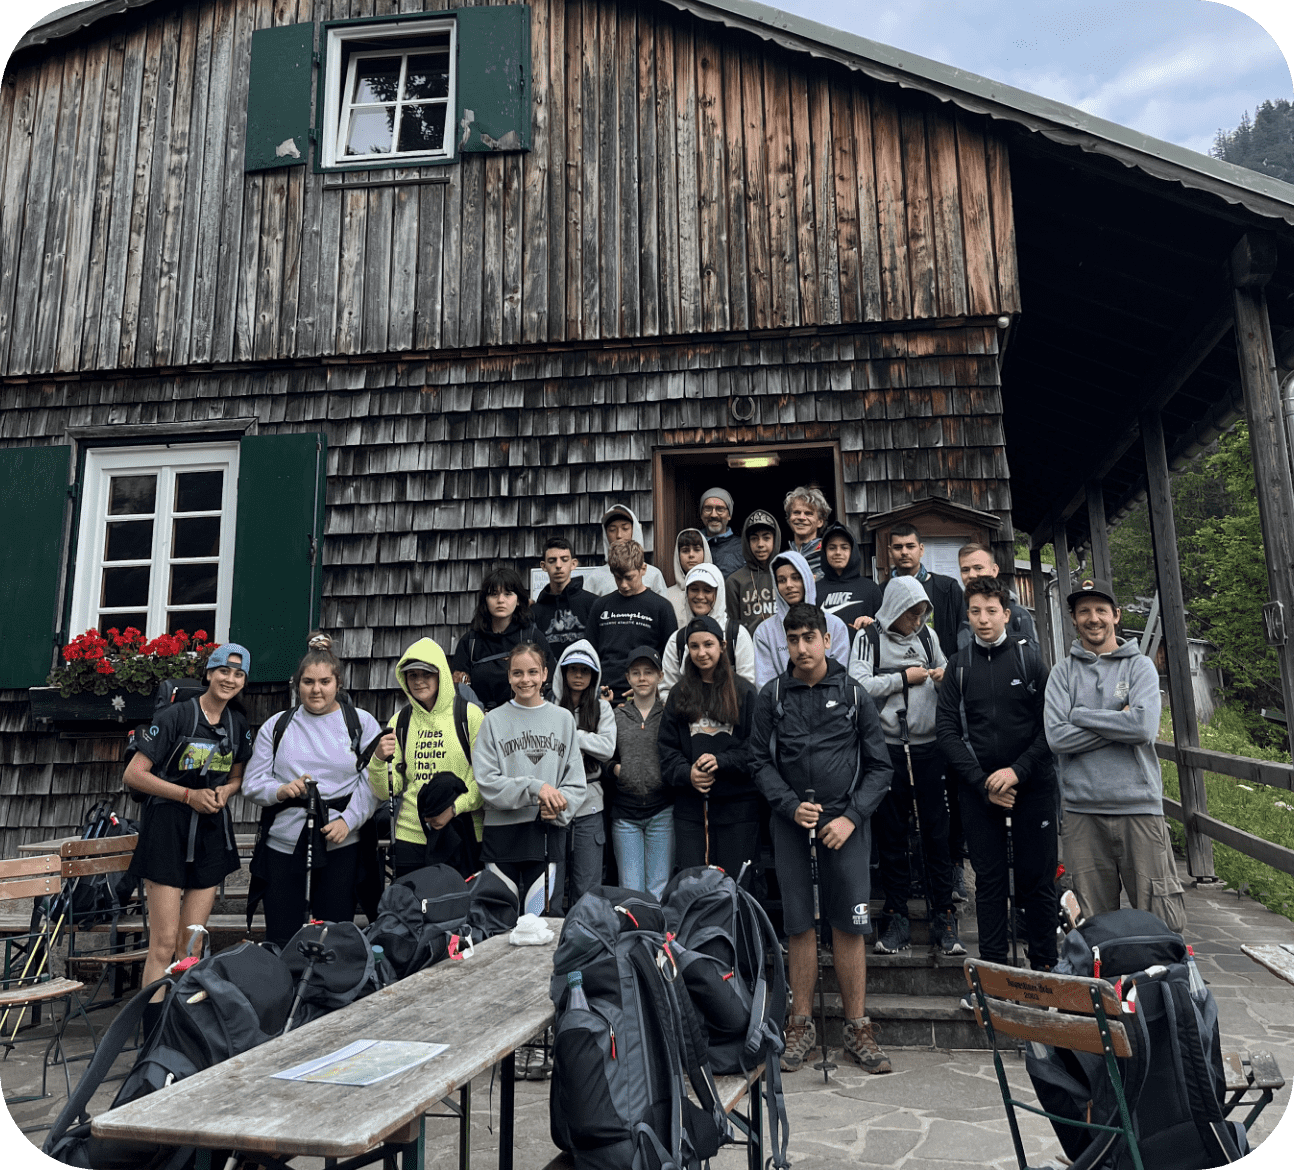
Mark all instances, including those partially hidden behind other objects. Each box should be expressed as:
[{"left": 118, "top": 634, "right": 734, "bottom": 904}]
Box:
[
  {"left": 0, "top": 854, "right": 62, "bottom": 900},
  {"left": 964, "top": 957, "right": 1131, "bottom": 1059},
  {"left": 60, "top": 834, "right": 139, "bottom": 879}
]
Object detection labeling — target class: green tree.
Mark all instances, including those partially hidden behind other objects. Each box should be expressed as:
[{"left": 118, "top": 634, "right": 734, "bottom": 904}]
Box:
[{"left": 1212, "top": 99, "right": 1294, "bottom": 183}]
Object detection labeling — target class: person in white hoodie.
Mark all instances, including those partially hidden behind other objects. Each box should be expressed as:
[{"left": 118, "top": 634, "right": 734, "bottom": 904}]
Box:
[
  {"left": 665, "top": 527, "right": 713, "bottom": 625},
  {"left": 659, "top": 563, "right": 755, "bottom": 699},
  {"left": 849, "top": 574, "right": 964, "bottom": 958},
  {"left": 752, "top": 550, "right": 850, "bottom": 686},
  {"left": 552, "top": 640, "right": 617, "bottom": 904},
  {"left": 579, "top": 504, "right": 670, "bottom": 598}
]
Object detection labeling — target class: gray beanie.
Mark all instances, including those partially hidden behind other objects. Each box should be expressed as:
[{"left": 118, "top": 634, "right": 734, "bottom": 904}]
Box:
[{"left": 700, "top": 487, "right": 734, "bottom": 513}]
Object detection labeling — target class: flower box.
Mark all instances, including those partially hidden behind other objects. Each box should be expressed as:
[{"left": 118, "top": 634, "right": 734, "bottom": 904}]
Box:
[{"left": 28, "top": 686, "right": 156, "bottom": 729}]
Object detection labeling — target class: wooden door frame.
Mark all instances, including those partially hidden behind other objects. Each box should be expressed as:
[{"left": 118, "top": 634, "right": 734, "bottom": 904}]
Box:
[{"left": 652, "top": 440, "right": 846, "bottom": 584}]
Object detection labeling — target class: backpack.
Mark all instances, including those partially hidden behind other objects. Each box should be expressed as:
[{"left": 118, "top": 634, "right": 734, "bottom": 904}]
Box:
[
  {"left": 766, "top": 670, "right": 871, "bottom": 796},
  {"left": 549, "top": 886, "right": 731, "bottom": 1170},
  {"left": 66, "top": 802, "right": 141, "bottom": 930},
  {"left": 463, "top": 866, "right": 520, "bottom": 941},
  {"left": 123, "top": 684, "right": 238, "bottom": 804},
  {"left": 1026, "top": 909, "right": 1247, "bottom": 1170},
  {"left": 662, "top": 866, "right": 791, "bottom": 1170},
  {"left": 393, "top": 683, "right": 479, "bottom": 769},
  {"left": 282, "top": 920, "right": 378, "bottom": 1029},
  {"left": 363, "top": 864, "right": 474, "bottom": 979},
  {"left": 862, "top": 620, "right": 934, "bottom": 675},
  {"left": 44, "top": 941, "right": 294, "bottom": 1169},
  {"left": 950, "top": 637, "right": 1040, "bottom": 766}
]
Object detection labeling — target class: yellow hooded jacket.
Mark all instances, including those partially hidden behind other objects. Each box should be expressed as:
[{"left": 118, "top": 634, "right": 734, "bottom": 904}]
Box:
[{"left": 367, "top": 637, "right": 485, "bottom": 845}]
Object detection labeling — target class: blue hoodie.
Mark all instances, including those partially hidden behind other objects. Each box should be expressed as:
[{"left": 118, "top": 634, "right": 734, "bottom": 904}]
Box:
[{"left": 751, "top": 549, "right": 850, "bottom": 687}]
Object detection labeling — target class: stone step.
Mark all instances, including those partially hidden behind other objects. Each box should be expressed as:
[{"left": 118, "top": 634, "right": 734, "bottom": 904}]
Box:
[
  {"left": 816, "top": 950, "right": 971, "bottom": 998},
  {"left": 804, "top": 992, "right": 989, "bottom": 1051}
]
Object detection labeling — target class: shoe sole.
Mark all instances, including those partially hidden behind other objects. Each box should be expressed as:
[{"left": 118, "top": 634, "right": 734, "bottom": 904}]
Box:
[{"left": 873, "top": 942, "right": 910, "bottom": 954}]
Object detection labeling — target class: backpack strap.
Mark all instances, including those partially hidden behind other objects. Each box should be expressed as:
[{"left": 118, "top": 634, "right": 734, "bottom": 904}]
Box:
[
  {"left": 394, "top": 704, "right": 414, "bottom": 784},
  {"left": 866, "top": 623, "right": 881, "bottom": 674},
  {"left": 453, "top": 686, "right": 476, "bottom": 767},
  {"left": 1012, "top": 637, "right": 1039, "bottom": 696},
  {"left": 271, "top": 705, "right": 302, "bottom": 769},
  {"left": 918, "top": 625, "right": 935, "bottom": 664}
]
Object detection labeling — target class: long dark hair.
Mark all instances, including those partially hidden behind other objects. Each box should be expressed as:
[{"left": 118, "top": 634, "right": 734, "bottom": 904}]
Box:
[
  {"left": 560, "top": 663, "right": 602, "bottom": 732},
  {"left": 471, "top": 566, "right": 532, "bottom": 634},
  {"left": 671, "top": 628, "right": 741, "bottom": 726}
]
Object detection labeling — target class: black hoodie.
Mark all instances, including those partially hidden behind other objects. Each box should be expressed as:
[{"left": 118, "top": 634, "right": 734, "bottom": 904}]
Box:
[
  {"left": 532, "top": 575, "right": 598, "bottom": 654},
  {"left": 817, "top": 522, "right": 882, "bottom": 636}
]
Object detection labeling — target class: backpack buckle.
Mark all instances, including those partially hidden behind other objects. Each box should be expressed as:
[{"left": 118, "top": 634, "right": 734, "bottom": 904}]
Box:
[
  {"left": 656, "top": 941, "right": 678, "bottom": 981},
  {"left": 448, "top": 931, "right": 474, "bottom": 961}
]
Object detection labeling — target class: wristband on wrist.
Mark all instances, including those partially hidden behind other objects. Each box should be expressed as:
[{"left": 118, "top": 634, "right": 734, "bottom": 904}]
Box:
[{"left": 182, "top": 788, "right": 191, "bottom": 806}]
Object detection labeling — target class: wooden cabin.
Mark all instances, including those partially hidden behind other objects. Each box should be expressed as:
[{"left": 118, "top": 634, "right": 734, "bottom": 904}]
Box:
[{"left": 2, "top": 0, "right": 1293, "bottom": 862}]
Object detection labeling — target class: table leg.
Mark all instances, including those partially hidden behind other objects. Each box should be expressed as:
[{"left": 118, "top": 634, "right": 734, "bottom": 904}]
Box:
[
  {"left": 750, "top": 1071, "right": 764, "bottom": 1170},
  {"left": 500, "top": 1054, "right": 515, "bottom": 1170},
  {"left": 399, "top": 1115, "right": 425, "bottom": 1170},
  {"left": 194, "top": 1150, "right": 212, "bottom": 1170},
  {"left": 458, "top": 1081, "right": 471, "bottom": 1170}
]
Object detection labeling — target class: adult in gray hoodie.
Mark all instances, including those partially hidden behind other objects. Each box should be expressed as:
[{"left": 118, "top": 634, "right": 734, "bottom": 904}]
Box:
[
  {"left": 1044, "top": 578, "right": 1185, "bottom": 930},
  {"left": 849, "top": 574, "right": 964, "bottom": 957}
]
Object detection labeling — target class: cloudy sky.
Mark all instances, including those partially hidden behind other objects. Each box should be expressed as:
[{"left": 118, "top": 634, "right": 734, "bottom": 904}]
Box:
[{"left": 775, "top": 1, "right": 1292, "bottom": 157}]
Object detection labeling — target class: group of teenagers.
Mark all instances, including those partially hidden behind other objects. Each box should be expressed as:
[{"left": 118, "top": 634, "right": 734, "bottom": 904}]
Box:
[{"left": 119, "top": 484, "right": 1187, "bottom": 1080}]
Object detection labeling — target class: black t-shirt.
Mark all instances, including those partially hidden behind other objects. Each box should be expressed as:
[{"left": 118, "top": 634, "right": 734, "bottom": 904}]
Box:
[
  {"left": 584, "top": 589, "right": 678, "bottom": 698},
  {"left": 136, "top": 698, "right": 253, "bottom": 787}
]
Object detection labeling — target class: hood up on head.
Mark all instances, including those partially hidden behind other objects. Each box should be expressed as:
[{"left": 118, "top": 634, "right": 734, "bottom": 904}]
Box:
[
  {"left": 395, "top": 637, "right": 455, "bottom": 716},
  {"left": 769, "top": 549, "right": 817, "bottom": 618},
  {"left": 552, "top": 638, "right": 603, "bottom": 703},
  {"left": 600, "top": 503, "right": 647, "bottom": 559},
  {"left": 741, "top": 509, "right": 781, "bottom": 567},
  {"left": 819, "top": 522, "right": 862, "bottom": 582},
  {"left": 681, "top": 563, "right": 729, "bottom": 627},
  {"left": 875, "top": 574, "right": 931, "bottom": 634},
  {"left": 672, "top": 527, "right": 713, "bottom": 586}
]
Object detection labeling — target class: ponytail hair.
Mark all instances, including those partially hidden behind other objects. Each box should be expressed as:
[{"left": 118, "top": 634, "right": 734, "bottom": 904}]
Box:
[{"left": 293, "top": 630, "right": 344, "bottom": 691}]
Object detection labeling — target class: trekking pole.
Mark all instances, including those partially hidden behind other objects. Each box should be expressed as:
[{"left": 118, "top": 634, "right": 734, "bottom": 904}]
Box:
[
  {"left": 896, "top": 710, "right": 932, "bottom": 927},
  {"left": 543, "top": 828, "right": 552, "bottom": 916},
  {"left": 1005, "top": 814, "right": 1020, "bottom": 968},
  {"left": 283, "top": 927, "right": 335, "bottom": 1035},
  {"left": 703, "top": 793, "right": 711, "bottom": 866},
  {"left": 805, "top": 788, "right": 836, "bottom": 1083},
  {"left": 303, "top": 778, "right": 319, "bottom": 927}
]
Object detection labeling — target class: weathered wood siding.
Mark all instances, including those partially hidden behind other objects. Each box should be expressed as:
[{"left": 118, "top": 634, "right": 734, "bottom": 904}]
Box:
[
  {"left": 0, "top": 322, "right": 1008, "bottom": 853},
  {"left": 0, "top": 0, "right": 1021, "bottom": 376}
]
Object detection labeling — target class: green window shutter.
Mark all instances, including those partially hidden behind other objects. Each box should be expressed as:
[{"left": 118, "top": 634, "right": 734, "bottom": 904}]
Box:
[
  {"left": 456, "top": 4, "right": 531, "bottom": 153},
  {"left": 245, "top": 23, "right": 315, "bottom": 172},
  {"left": 0, "top": 447, "right": 70, "bottom": 688},
  {"left": 230, "top": 434, "right": 326, "bottom": 682}
]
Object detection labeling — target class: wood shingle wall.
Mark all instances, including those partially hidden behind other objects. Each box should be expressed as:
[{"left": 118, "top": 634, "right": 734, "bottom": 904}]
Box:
[{"left": 1, "top": 0, "right": 1020, "bottom": 377}]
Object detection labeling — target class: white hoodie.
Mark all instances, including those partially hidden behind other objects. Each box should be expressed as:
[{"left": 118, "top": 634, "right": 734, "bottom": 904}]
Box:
[
  {"left": 579, "top": 504, "right": 670, "bottom": 599},
  {"left": 665, "top": 528, "right": 713, "bottom": 625},
  {"left": 659, "top": 563, "right": 756, "bottom": 700},
  {"left": 552, "top": 639, "right": 617, "bottom": 820},
  {"left": 752, "top": 549, "right": 851, "bottom": 686}
]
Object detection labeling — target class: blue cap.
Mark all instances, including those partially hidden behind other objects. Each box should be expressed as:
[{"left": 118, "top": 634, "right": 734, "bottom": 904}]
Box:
[{"left": 207, "top": 643, "right": 251, "bottom": 677}]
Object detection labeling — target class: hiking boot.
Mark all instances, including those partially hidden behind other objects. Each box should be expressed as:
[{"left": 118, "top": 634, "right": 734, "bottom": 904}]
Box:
[
  {"left": 514, "top": 1044, "right": 539, "bottom": 1079},
  {"left": 780, "top": 1015, "right": 816, "bottom": 1072},
  {"left": 951, "top": 863, "right": 968, "bottom": 903},
  {"left": 873, "top": 914, "right": 911, "bottom": 954},
  {"left": 843, "top": 1016, "right": 891, "bottom": 1074},
  {"left": 930, "top": 910, "right": 966, "bottom": 956}
]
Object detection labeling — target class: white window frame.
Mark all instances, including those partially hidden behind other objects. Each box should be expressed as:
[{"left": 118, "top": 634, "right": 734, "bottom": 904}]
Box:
[
  {"left": 321, "top": 19, "right": 458, "bottom": 169},
  {"left": 69, "top": 443, "right": 240, "bottom": 642}
]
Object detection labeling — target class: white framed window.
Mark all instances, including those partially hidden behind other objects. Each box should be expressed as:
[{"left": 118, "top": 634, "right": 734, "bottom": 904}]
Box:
[
  {"left": 321, "top": 19, "right": 457, "bottom": 169},
  {"left": 69, "top": 444, "right": 239, "bottom": 641}
]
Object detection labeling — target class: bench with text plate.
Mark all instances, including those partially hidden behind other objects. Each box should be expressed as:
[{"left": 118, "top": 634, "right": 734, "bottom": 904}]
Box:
[{"left": 91, "top": 923, "right": 562, "bottom": 1170}]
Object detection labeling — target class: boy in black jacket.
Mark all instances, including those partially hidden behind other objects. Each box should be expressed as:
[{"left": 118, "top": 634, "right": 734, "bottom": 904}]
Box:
[
  {"left": 533, "top": 536, "right": 598, "bottom": 653},
  {"left": 751, "top": 604, "right": 893, "bottom": 1075},
  {"left": 935, "top": 576, "right": 1058, "bottom": 971},
  {"left": 585, "top": 539, "right": 677, "bottom": 702}
]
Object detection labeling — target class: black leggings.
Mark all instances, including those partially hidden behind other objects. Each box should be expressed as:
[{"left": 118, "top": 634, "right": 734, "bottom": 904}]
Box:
[{"left": 261, "top": 842, "right": 360, "bottom": 949}]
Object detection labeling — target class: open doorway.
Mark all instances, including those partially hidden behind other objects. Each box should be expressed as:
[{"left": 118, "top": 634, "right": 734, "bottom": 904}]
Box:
[{"left": 653, "top": 442, "right": 845, "bottom": 586}]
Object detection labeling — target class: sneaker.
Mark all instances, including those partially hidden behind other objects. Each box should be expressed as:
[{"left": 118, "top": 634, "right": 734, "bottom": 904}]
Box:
[
  {"left": 959, "top": 993, "right": 977, "bottom": 1012},
  {"left": 951, "top": 864, "right": 968, "bottom": 903},
  {"left": 873, "top": 914, "right": 911, "bottom": 954},
  {"left": 930, "top": 910, "right": 967, "bottom": 956},
  {"left": 514, "top": 1044, "right": 539, "bottom": 1079},
  {"left": 843, "top": 1016, "right": 891, "bottom": 1074},
  {"left": 780, "top": 1014, "right": 816, "bottom": 1072}
]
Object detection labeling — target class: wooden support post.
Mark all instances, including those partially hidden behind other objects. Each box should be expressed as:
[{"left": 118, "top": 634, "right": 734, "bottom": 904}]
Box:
[
  {"left": 1142, "top": 408, "right": 1215, "bottom": 879},
  {"left": 1085, "top": 480, "right": 1113, "bottom": 586},
  {"left": 1053, "top": 523, "right": 1072, "bottom": 648},
  {"left": 1030, "top": 545, "right": 1053, "bottom": 667},
  {"left": 1231, "top": 233, "right": 1294, "bottom": 738}
]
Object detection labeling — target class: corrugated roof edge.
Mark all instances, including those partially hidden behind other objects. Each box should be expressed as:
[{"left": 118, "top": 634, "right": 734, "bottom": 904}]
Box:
[
  {"left": 14, "top": 0, "right": 1294, "bottom": 226},
  {"left": 663, "top": 0, "right": 1294, "bottom": 227}
]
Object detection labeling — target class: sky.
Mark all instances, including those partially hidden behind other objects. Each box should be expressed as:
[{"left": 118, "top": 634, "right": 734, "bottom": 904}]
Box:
[{"left": 774, "top": 0, "right": 1293, "bottom": 157}]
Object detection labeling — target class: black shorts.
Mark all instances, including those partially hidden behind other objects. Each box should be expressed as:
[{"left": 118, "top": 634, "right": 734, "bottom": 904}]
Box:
[
  {"left": 127, "top": 798, "right": 240, "bottom": 891},
  {"left": 771, "top": 812, "right": 872, "bottom": 937}
]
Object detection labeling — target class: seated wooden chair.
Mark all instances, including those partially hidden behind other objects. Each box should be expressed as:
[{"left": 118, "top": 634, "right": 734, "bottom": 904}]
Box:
[
  {"left": 0, "top": 854, "right": 95, "bottom": 1112},
  {"left": 963, "top": 957, "right": 1144, "bottom": 1170},
  {"left": 61, "top": 834, "right": 150, "bottom": 1007}
]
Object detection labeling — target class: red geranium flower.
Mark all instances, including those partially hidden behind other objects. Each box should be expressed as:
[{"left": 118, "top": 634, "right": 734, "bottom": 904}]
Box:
[{"left": 96, "top": 660, "right": 115, "bottom": 674}]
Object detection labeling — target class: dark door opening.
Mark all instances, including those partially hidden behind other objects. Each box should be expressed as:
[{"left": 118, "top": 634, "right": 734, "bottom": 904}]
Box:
[{"left": 654, "top": 442, "right": 844, "bottom": 586}]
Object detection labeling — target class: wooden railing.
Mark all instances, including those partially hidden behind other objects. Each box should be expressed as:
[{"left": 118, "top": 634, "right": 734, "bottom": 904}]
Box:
[{"left": 1156, "top": 742, "right": 1294, "bottom": 878}]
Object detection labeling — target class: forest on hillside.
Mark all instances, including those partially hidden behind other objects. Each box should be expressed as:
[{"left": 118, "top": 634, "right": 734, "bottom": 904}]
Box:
[{"left": 1211, "top": 98, "right": 1294, "bottom": 182}]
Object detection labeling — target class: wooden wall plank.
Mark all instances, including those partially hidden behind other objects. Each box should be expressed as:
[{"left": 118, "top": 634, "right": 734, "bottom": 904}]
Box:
[
  {"left": 521, "top": 0, "right": 550, "bottom": 343},
  {"left": 654, "top": 15, "right": 680, "bottom": 336},
  {"left": 387, "top": 174, "right": 419, "bottom": 352},
  {"left": 720, "top": 38, "right": 747, "bottom": 331},
  {"left": 636, "top": 5, "right": 659, "bottom": 338},
  {"left": 438, "top": 134, "right": 463, "bottom": 348},
  {"left": 0, "top": 63, "right": 37, "bottom": 375},
  {"left": 810, "top": 73, "right": 840, "bottom": 327},
  {"left": 900, "top": 106, "right": 934, "bottom": 319},
  {"left": 480, "top": 155, "right": 504, "bottom": 345},
  {"left": 561, "top": 0, "right": 583, "bottom": 339},
  {"left": 617, "top": 0, "right": 640, "bottom": 338},
  {"left": 953, "top": 112, "right": 997, "bottom": 318},
  {"left": 502, "top": 153, "right": 523, "bottom": 344},
  {"left": 927, "top": 108, "right": 968, "bottom": 319},
  {"left": 597, "top": 0, "right": 619, "bottom": 335},
  {"left": 361, "top": 183, "right": 395, "bottom": 351},
  {"left": 673, "top": 16, "right": 701, "bottom": 334},
  {"left": 829, "top": 79, "right": 860, "bottom": 324},
  {"left": 336, "top": 186, "right": 368, "bottom": 354},
  {"left": 458, "top": 156, "right": 485, "bottom": 347},
  {"left": 764, "top": 55, "right": 796, "bottom": 329},
  {"left": 254, "top": 168, "right": 290, "bottom": 358},
  {"left": 789, "top": 64, "right": 817, "bottom": 325},
  {"left": 869, "top": 87, "right": 909, "bottom": 321},
  {"left": 695, "top": 25, "right": 728, "bottom": 332},
  {"left": 986, "top": 131, "right": 1021, "bottom": 314},
  {"left": 414, "top": 180, "right": 446, "bottom": 349},
  {"left": 579, "top": 0, "right": 599, "bottom": 337}
]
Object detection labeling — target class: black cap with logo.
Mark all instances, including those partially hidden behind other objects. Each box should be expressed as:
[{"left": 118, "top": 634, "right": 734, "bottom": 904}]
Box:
[{"left": 1067, "top": 577, "right": 1118, "bottom": 610}]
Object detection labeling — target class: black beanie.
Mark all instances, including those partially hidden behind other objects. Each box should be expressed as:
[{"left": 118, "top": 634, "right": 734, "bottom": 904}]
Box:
[{"left": 417, "top": 772, "right": 469, "bottom": 825}]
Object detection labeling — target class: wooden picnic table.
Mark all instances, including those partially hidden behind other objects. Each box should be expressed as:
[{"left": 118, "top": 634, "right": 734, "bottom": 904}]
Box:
[
  {"left": 17, "top": 833, "right": 257, "bottom": 856},
  {"left": 92, "top": 923, "right": 562, "bottom": 1170},
  {"left": 1241, "top": 943, "right": 1294, "bottom": 987}
]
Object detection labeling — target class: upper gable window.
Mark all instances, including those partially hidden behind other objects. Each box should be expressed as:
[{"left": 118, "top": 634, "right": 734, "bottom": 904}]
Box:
[{"left": 322, "top": 20, "right": 457, "bottom": 168}]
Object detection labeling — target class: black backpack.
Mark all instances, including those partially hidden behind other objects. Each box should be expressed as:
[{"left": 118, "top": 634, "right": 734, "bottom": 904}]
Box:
[
  {"left": 1027, "top": 909, "right": 1248, "bottom": 1170},
  {"left": 363, "top": 864, "right": 474, "bottom": 979},
  {"left": 861, "top": 620, "right": 935, "bottom": 674},
  {"left": 66, "top": 802, "right": 140, "bottom": 929},
  {"left": 464, "top": 866, "right": 520, "bottom": 941},
  {"left": 281, "top": 920, "right": 378, "bottom": 1029},
  {"left": 123, "top": 679, "right": 242, "bottom": 796},
  {"left": 662, "top": 866, "right": 791, "bottom": 1170},
  {"left": 549, "top": 886, "right": 731, "bottom": 1170},
  {"left": 44, "top": 941, "right": 294, "bottom": 1169}
]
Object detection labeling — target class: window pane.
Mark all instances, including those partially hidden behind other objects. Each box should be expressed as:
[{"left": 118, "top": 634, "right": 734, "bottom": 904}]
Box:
[
  {"left": 108, "top": 475, "right": 156, "bottom": 516},
  {"left": 398, "top": 103, "right": 446, "bottom": 154},
  {"left": 100, "top": 612, "right": 147, "bottom": 637},
  {"left": 104, "top": 519, "right": 153, "bottom": 562},
  {"left": 352, "top": 56, "right": 401, "bottom": 105},
  {"left": 168, "top": 610, "right": 216, "bottom": 638},
  {"left": 404, "top": 53, "right": 449, "bottom": 100},
  {"left": 102, "top": 565, "right": 150, "bottom": 607},
  {"left": 175, "top": 470, "right": 223, "bottom": 513},
  {"left": 345, "top": 106, "right": 396, "bottom": 156},
  {"left": 170, "top": 563, "right": 218, "bottom": 605},
  {"left": 173, "top": 516, "right": 221, "bottom": 559}
]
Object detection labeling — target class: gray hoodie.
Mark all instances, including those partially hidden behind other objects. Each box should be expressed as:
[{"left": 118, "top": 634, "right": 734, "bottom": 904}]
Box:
[
  {"left": 1044, "top": 638, "right": 1164, "bottom": 816},
  {"left": 579, "top": 503, "right": 670, "bottom": 599},
  {"left": 848, "top": 573, "right": 947, "bottom": 745},
  {"left": 751, "top": 549, "right": 851, "bottom": 686},
  {"left": 473, "top": 699, "right": 586, "bottom": 828},
  {"left": 552, "top": 639, "right": 617, "bottom": 820}
]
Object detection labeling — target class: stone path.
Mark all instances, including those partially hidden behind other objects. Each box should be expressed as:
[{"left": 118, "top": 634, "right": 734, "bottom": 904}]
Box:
[{"left": 4, "top": 860, "right": 1294, "bottom": 1168}]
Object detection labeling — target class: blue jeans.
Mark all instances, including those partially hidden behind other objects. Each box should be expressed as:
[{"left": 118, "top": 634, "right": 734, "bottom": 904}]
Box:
[{"left": 611, "top": 810, "right": 674, "bottom": 900}]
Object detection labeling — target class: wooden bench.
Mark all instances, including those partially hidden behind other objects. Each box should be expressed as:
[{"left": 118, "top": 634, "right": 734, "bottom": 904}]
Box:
[{"left": 1241, "top": 942, "right": 1294, "bottom": 987}]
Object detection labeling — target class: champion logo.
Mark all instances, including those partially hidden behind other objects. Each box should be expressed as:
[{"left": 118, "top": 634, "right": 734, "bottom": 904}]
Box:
[{"left": 852, "top": 902, "right": 870, "bottom": 926}]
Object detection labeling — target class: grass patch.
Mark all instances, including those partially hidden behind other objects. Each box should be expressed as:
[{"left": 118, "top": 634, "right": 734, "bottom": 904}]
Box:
[{"left": 1160, "top": 704, "right": 1294, "bottom": 923}]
